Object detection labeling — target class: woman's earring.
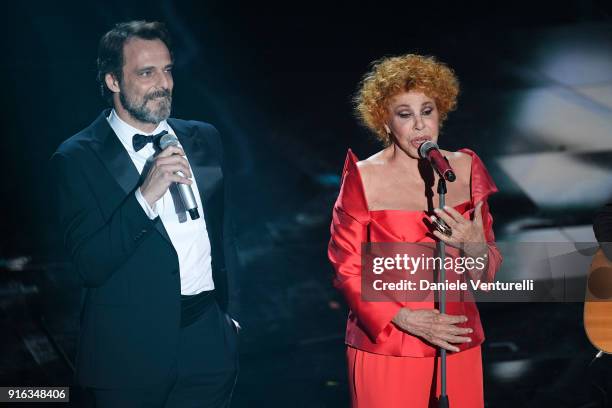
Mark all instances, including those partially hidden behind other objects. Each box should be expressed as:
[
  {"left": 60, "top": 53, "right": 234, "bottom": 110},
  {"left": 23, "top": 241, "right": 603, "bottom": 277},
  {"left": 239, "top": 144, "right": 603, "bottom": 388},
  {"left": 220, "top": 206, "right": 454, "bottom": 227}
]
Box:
[{"left": 384, "top": 124, "right": 391, "bottom": 135}]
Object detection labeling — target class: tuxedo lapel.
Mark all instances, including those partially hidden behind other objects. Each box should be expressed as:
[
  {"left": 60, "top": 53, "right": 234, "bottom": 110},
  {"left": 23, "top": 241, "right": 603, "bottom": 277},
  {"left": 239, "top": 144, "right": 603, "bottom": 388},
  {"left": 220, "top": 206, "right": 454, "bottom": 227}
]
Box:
[
  {"left": 89, "top": 110, "right": 172, "bottom": 243},
  {"left": 90, "top": 113, "right": 139, "bottom": 196}
]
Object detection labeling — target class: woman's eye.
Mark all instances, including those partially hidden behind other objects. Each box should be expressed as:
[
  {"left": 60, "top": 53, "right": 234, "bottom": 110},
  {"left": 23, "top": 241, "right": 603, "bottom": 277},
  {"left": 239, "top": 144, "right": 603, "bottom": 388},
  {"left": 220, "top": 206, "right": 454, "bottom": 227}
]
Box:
[
  {"left": 422, "top": 108, "right": 433, "bottom": 115},
  {"left": 398, "top": 112, "right": 412, "bottom": 118}
]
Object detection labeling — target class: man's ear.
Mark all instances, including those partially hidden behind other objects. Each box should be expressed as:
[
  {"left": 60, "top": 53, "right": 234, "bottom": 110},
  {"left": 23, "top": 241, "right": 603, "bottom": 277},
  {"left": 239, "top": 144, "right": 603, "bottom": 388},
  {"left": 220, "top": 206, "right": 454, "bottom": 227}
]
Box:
[{"left": 104, "top": 72, "right": 120, "bottom": 93}]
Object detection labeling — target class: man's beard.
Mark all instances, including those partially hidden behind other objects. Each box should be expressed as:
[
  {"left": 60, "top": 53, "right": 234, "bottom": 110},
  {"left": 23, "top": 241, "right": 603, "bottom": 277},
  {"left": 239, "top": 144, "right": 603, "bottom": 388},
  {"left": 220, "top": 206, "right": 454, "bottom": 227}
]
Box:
[{"left": 119, "top": 87, "right": 172, "bottom": 124}]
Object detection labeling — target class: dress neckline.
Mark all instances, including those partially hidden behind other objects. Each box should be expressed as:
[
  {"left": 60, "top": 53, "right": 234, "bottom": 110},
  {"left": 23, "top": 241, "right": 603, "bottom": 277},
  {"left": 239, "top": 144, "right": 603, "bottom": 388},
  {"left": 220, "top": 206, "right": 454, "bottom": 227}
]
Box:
[{"left": 353, "top": 150, "right": 475, "bottom": 214}]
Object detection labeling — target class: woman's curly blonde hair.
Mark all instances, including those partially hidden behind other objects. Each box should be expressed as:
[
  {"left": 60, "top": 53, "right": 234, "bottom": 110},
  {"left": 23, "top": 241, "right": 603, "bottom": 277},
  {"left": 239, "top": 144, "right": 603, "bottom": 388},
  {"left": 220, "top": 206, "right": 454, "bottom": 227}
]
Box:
[{"left": 354, "top": 54, "right": 459, "bottom": 145}]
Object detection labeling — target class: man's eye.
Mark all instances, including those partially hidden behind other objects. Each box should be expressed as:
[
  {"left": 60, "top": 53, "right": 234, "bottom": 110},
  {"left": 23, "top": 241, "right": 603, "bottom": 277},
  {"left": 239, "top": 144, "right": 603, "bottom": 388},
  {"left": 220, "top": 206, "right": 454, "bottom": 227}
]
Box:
[
  {"left": 140, "top": 70, "right": 152, "bottom": 77},
  {"left": 164, "top": 67, "right": 173, "bottom": 73}
]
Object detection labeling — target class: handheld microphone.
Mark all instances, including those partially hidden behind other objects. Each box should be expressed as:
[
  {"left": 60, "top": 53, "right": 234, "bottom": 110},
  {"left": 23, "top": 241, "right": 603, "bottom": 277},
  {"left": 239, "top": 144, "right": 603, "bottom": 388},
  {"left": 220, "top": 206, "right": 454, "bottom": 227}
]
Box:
[
  {"left": 157, "top": 133, "right": 200, "bottom": 220},
  {"left": 418, "top": 141, "right": 456, "bottom": 182}
]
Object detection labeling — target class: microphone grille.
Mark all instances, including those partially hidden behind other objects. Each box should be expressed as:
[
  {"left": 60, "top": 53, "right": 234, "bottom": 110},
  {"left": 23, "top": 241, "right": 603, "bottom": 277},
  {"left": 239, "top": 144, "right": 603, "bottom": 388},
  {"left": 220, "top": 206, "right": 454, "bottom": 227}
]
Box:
[
  {"left": 418, "top": 141, "right": 438, "bottom": 159},
  {"left": 158, "top": 133, "right": 179, "bottom": 150}
]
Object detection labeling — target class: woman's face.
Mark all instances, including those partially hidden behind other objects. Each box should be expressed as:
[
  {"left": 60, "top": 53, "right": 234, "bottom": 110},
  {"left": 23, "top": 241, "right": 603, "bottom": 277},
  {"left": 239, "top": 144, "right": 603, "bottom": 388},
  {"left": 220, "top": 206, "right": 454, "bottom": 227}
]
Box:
[{"left": 385, "top": 90, "right": 440, "bottom": 159}]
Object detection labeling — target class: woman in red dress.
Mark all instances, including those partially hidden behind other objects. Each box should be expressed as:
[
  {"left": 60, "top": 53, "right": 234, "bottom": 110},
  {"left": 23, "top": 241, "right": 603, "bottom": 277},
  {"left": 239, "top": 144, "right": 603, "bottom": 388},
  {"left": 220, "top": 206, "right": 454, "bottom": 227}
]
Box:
[{"left": 328, "top": 54, "right": 502, "bottom": 407}]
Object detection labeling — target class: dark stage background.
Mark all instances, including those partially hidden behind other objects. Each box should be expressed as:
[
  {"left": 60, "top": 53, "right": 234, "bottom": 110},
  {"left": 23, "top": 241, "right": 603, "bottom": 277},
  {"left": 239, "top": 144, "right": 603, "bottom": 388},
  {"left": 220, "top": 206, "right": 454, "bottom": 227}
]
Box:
[{"left": 2, "top": 1, "right": 612, "bottom": 407}]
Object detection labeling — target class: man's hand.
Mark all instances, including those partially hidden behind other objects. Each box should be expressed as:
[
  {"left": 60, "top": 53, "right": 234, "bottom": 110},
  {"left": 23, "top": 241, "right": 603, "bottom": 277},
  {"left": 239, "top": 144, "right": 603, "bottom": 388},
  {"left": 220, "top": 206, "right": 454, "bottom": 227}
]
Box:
[
  {"left": 140, "top": 145, "right": 192, "bottom": 207},
  {"left": 392, "top": 308, "right": 472, "bottom": 352}
]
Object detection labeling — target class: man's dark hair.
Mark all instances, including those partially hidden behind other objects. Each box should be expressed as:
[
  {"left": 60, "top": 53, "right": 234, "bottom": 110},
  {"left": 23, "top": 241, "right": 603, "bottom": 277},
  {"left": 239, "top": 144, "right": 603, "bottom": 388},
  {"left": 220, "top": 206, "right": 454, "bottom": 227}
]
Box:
[{"left": 97, "top": 20, "right": 173, "bottom": 104}]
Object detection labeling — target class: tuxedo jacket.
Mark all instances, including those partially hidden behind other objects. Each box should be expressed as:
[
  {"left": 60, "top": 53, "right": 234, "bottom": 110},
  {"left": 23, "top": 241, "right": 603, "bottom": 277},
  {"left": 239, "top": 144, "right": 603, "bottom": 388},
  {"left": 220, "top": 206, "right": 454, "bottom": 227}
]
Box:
[{"left": 51, "top": 109, "right": 240, "bottom": 388}]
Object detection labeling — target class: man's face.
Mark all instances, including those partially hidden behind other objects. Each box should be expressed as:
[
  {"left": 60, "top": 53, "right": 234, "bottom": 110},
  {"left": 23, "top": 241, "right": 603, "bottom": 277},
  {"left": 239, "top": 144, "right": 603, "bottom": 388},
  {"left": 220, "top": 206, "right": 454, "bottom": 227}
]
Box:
[{"left": 116, "top": 37, "right": 174, "bottom": 124}]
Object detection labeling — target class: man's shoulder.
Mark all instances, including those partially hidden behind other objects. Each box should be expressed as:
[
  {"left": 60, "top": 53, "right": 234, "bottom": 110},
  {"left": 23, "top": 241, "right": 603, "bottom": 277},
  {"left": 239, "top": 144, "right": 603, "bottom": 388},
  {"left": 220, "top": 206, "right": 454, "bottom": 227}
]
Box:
[
  {"left": 54, "top": 125, "right": 98, "bottom": 160},
  {"left": 54, "top": 111, "right": 108, "bottom": 159},
  {"left": 170, "top": 117, "right": 219, "bottom": 136},
  {"left": 169, "top": 117, "right": 224, "bottom": 156}
]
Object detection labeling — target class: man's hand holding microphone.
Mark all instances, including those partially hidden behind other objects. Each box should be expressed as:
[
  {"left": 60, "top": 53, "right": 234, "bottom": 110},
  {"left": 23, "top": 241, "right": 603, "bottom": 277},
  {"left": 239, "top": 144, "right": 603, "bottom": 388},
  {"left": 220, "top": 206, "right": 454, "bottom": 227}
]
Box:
[
  {"left": 140, "top": 143, "right": 192, "bottom": 208},
  {"left": 140, "top": 134, "right": 201, "bottom": 220}
]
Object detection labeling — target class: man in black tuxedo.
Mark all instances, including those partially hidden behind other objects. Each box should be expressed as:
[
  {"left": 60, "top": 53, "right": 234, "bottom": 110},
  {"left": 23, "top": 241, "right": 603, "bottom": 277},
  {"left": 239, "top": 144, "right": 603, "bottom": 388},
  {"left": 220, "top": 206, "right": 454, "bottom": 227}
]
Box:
[{"left": 51, "top": 21, "right": 240, "bottom": 407}]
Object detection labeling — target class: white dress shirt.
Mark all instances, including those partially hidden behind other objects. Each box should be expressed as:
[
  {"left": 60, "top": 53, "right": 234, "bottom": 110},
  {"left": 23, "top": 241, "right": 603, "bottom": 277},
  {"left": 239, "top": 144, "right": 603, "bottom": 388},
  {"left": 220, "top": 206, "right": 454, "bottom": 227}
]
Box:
[{"left": 107, "top": 109, "right": 214, "bottom": 295}]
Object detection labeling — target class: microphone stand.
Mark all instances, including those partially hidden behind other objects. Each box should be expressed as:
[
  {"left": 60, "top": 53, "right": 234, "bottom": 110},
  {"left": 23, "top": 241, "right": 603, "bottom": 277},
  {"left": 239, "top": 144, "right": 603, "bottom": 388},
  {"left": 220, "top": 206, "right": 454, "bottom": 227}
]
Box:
[{"left": 437, "top": 177, "right": 450, "bottom": 408}]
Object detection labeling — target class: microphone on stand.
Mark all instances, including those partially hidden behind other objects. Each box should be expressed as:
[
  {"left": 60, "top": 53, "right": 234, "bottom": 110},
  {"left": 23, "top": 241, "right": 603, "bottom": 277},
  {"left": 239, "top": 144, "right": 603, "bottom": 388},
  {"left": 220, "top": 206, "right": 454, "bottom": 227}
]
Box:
[
  {"left": 418, "top": 141, "right": 456, "bottom": 182},
  {"left": 156, "top": 133, "right": 200, "bottom": 220},
  {"left": 418, "top": 139, "right": 454, "bottom": 408}
]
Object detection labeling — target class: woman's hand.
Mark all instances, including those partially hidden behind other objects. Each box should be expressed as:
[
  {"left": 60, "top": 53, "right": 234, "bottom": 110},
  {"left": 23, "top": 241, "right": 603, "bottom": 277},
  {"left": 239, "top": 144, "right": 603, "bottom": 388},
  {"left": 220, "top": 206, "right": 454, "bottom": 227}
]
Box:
[
  {"left": 430, "top": 201, "right": 487, "bottom": 258},
  {"left": 392, "top": 308, "right": 472, "bottom": 352}
]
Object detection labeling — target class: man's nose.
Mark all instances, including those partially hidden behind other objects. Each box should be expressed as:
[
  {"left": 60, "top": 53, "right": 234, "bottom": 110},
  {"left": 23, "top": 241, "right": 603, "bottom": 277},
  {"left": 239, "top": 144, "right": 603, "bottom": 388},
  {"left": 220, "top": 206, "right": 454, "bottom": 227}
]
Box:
[{"left": 157, "top": 71, "right": 172, "bottom": 90}]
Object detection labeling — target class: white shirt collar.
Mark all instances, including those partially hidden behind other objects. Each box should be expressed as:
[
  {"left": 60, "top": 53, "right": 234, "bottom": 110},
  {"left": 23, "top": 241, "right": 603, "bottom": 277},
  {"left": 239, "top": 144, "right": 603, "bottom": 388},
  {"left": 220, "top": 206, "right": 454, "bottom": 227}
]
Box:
[{"left": 107, "top": 109, "right": 170, "bottom": 154}]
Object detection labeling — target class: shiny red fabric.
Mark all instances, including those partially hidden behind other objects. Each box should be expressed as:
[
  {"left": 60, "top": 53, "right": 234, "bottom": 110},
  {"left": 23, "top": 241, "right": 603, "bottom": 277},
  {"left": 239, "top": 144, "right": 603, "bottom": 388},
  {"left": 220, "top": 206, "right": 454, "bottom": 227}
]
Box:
[{"left": 328, "top": 149, "right": 502, "bottom": 357}]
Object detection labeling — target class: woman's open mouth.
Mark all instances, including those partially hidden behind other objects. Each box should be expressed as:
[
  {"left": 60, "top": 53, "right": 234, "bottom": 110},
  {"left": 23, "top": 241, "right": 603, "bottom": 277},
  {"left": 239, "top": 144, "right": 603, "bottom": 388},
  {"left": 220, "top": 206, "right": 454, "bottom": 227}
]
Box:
[{"left": 410, "top": 137, "right": 431, "bottom": 148}]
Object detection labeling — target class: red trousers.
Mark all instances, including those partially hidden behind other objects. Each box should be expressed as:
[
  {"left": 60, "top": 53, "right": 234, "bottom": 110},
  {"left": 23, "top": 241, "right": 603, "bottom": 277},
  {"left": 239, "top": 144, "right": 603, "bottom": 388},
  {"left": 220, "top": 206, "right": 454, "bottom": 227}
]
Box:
[{"left": 347, "top": 345, "right": 483, "bottom": 408}]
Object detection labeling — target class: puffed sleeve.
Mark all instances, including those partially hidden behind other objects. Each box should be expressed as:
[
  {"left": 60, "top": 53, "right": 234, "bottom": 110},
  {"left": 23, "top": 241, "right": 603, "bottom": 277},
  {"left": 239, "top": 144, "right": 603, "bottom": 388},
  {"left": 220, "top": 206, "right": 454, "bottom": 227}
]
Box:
[
  {"left": 460, "top": 148, "right": 502, "bottom": 283},
  {"left": 328, "top": 150, "right": 401, "bottom": 343}
]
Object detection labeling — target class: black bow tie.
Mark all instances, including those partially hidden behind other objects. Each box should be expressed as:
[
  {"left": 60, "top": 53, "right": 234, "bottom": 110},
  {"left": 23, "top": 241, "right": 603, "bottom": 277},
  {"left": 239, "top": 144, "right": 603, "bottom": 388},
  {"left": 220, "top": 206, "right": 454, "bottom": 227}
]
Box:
[{"left": 132, "top": 130, "right": 168, "bottom": 152}]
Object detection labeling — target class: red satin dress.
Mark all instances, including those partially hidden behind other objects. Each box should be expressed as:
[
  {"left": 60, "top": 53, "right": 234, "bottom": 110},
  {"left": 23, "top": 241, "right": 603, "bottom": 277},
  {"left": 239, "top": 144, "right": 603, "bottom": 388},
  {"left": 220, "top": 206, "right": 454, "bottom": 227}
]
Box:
[{"left": 328, "top": 149, "right": 502, "bottom": 408}]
